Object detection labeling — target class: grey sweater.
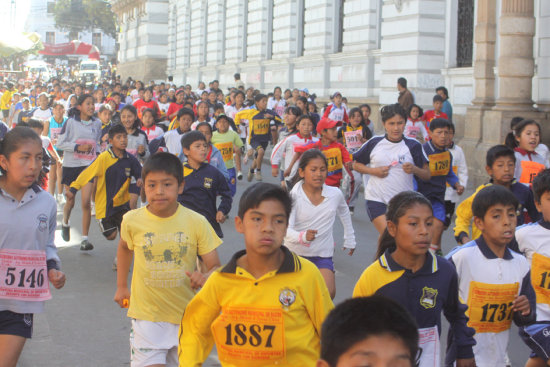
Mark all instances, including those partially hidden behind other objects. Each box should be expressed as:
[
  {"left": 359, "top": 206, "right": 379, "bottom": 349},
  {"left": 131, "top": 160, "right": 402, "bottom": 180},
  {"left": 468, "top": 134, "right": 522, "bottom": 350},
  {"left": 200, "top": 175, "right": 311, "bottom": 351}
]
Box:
[{"left": 56, "top": 116, "right": 102, "bottom": 167}]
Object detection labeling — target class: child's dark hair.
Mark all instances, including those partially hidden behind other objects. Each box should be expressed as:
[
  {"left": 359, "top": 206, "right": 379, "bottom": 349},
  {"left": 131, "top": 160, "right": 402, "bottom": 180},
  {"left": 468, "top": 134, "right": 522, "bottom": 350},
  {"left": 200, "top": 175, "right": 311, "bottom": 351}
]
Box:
[
  {"left": 376, "top": 191, "right": 432, "bottom": 259},
  {"left": 296, "top": 114, "right": 313, "bottom": 127},
  {"left": 348, "top": 107, "right": 364, "bottom": 123},
  {"left": 428, "top": 118, "right": 452, "bottom": 132},
  {"left": 181, "top": 130, "right": 207, "bottom": 150},
  {"left": 380, "top": 103, "right": 407, "bottom": 123},
  {"left": 320, "top": 296, "right": 419, "bottom": 367},
  {"left": 177, "top": 107, "right": 195, "bottom": 121},
  {"left": 0, "top": 127, "right": 42, "bottom": 175},
  {"left": 407, "top": 104, "right": 423, "bottom": 119},
  {"left": 67, "top": 93, "right": 93, "bottom": 119},
  {"left": 505, "top": 119, "right": 541, "bottom": 149},
  {"left": 141, "top": 108, "right": 155, "bottom": 120},
  {"left": 472, "top": 185, "right": 519, "bottom": 219},
  {"left": 142, "top": 152, "right": 184, "bottom": 184},
  {"left": 285, "top": 106, "right": 302, "bottom": 117},
  {"left": 120, "top": 104, "right": 141, "bottom": 130},
  {"left": 238, "top": 183, "right": 292, "bottom": 222},
  {"left": 486, "top": 145, "right": 516, "bottom": 167},
  {"left": 214, "top": 103, "right": 225, "bottom": 112},
  {"left": 290, "top": 149, "right": 328, "bottom": 187},
  {"left": 433, "top": 94, "right": 444, "bottom": 103},
  {"left": 27, "top": 118, "right": 44, "bottom": 130},
  {"left": 530, "top": 168, "right": 550, "bottom": 203},
  {"left": 510, "top": 116, "right": 524, "bottom": 130},
  {"left": 195, "top": 122, "right": 213, "bottom": 135},
  {"left": 98, "top": 103, "right": 112, "bottom": 114},
  {"left": 108, "top": 124, "right": 128, "bottom": 139},
  {"left": 359, "top": 103, "right": 371, "bottom": 114},
  {"left": 436, "top": 86, "right": 449, "bottom": 98},
  {"left": 254, "top": 93, "right": 267, "bottom": 103}
]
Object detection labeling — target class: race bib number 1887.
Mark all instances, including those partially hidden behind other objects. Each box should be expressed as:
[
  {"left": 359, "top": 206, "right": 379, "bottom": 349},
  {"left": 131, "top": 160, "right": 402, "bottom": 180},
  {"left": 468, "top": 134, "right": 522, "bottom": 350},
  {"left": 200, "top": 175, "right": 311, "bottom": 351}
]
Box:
[{"left": 0, "top": 249, "right": 51, "bottom": 301}]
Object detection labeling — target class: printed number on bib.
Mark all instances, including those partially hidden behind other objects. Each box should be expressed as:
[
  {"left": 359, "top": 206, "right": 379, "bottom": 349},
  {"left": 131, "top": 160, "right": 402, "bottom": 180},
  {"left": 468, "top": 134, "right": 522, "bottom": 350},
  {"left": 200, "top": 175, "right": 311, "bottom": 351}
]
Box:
[
  {"left": 74, "top": 139, "right": 96, "bottom": 161},
  {"left": 324, "top": 148, "right": 342, "bottom": 174},
  {"left": 212, "top": 306, "right": 285, "bottom": 365},
  {"left": 215, "top": 142, "right": 234, "bottom": 162},
  {"left": 0, "top": 249, "right": 51, "bottom": 301},
  {"left": 467, "top": 281, "right": 518, "bottom": 333},
  {"left": 253, "top": 120, "right": 270, "bottom": 135},
  {"left": 343, "top": 130, "right": 363, "bottom": 150},
  {"left": 428, "top": 151, "right": 451, "bottom": 176},
  {"left": 519, "top": 160, "right": 545, "bottom": 185},
  {"left": 532, "top": 253, "right": 550, "bottom": 304}
]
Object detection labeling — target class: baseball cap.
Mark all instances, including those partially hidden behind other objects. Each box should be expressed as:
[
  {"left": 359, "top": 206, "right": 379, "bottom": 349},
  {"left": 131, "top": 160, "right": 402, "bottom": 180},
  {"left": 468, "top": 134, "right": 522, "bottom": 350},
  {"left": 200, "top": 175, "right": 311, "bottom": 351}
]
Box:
[
  {"left": 316, "top": 117, "right": 338, "bottom": 134},
  {"left": 21, "top": 97, "right": 30, "bottom": 103},
  {"left": 301, "top": 88, "right": 309, "bottom": 94},
  {"left": 331, "top": 91, "right": 342, "bottom": 99}
]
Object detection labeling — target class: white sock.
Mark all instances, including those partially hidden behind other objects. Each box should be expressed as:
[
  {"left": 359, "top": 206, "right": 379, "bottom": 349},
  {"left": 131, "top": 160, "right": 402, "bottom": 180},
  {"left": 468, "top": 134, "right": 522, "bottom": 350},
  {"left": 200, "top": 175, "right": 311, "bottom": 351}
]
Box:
[
  {"left": 62, "top": 221, "right": 69, "bottom": 227},
  {"left": 81, "top": 236, "right": 88, "bottom": 241}
]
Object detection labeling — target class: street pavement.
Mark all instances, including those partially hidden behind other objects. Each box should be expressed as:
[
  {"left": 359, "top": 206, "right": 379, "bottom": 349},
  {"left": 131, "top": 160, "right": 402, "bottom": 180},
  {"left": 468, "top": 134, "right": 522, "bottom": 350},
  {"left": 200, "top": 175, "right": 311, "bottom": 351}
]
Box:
[{"left": 18, "top": 160, "right": 530, "bottom": 366}]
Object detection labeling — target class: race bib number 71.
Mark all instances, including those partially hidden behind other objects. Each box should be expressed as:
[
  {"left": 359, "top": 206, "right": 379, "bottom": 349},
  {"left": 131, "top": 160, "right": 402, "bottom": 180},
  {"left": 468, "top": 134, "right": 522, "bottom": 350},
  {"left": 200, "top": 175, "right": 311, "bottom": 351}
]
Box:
[{"left": 0, "top": 249, "right": 51, "bottom": 301}]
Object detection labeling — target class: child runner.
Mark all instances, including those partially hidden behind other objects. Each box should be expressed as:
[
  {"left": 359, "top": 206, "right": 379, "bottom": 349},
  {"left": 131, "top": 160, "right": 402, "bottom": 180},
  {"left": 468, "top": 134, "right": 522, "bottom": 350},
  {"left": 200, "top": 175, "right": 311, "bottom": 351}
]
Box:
[
  {"left": 190, "top": 101, "right": 214, "bottom": 130},
  {"left": 43, "top": 101, "right": 67, "bottom": 203},
  {"left": 27, "top": 119, "right": 62, "bottom": 192},
  {"left": 454, "top": 145, "right": 540, "bottom": 246},
  {"left": 422, "top": 94, "right": 448, "bottom": 130},
  {"left": 504, "top": 119, "right": 549, "bottom": 186},
  {"left": 516, "top": 169, "right": 550, "bottom": 367},
  {"left": 267, "top": 86, "right": 286, "bottom": 118},
  {"left": 56, "top": 94, "right": 102, "bottom": 250},
  {"left": 359, "top": 103, "right": 375, "bottom": 136},
  {"left": 337, "top": 107, "right": 373, "bottom": 215},
  {"left": 97, "top": 104, "right": 113, "bottom": 152},
  {"left": 67, "top": 124, "right": 141, "bottom": 268},
  {"left": 510, "top": 116, "right": 550, "bottom": 166},
  {"left": 120, "top": 104, "right": 149, "bottom": 209},
  {"left": 178, "top": 183, "right": 334, "bottom": 366},
  {"left": 444, "top": 123, "right": 468, "bottom": 230},
  {"left": 31, "top": 92, "right": 52, "bottom": 123},
  {"left": 353, "top": 191, "right": 476, "bottom": 367},
  {"left": 404, "top": 104, "right": 428, "bottom": 142},
  {"left": 178, "top": 131, "right": 232, "bottom": 239},
  {"left": 323, "top": 92, "right": 349, "bottom": 123},
  {"left": 353, "top": 104, "right": 431, "bottom": 234},
  {"left": 447, "top": 185, "right": 535, "bottom": 367},
  {"left": 211, "top": 115, "right": 243, "bottom": 196},
  {"left": 271, "top": 114, "right": 317, "bottom": 190},
  {"left": 0, "top": 127, "right": 66, "bottom": 366},
  {"left": 149, "top": 107, "right": 193, "bottom": 157},
  {"left": 141, "top": 108, "right": 164, "bottom": 142},
  {"left": 272, "top": 106, "right": 302, "bottom": 185},
  {"left": 317, "top": 296, "right": 419, "bottom": 367},
  {"left": 418, "top": 118, "right": 464, "bottom": 253},
  {"left": 284, "top": 149, "right": 355, "bottom": 299},
  {"left": 195, "top": 122, "right": 229, "bottom": 180},
  {"left": 225, "top": 90, "right": 247, "bottom": 146},
  {"left": 114, "top": 152, "right": 221, "bottom": 367}
]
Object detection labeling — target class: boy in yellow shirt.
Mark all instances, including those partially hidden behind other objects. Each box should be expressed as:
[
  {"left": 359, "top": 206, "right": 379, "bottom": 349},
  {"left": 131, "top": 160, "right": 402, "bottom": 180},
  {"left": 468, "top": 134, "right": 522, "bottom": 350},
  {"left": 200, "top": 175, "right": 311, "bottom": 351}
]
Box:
[
  {"left": 114, "top": 152, "right": 222, "bottom": 367},
  {"left": 179, "top": 182, "right": 334, "bottom": 366}
]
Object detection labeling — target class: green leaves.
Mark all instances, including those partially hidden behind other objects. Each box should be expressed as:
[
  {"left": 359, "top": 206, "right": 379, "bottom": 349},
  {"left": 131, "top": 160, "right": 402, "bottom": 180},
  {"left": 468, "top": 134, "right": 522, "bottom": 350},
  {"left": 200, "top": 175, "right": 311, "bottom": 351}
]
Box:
[{"left": 53, "top": 0, "right": 117, "bottom": 40}]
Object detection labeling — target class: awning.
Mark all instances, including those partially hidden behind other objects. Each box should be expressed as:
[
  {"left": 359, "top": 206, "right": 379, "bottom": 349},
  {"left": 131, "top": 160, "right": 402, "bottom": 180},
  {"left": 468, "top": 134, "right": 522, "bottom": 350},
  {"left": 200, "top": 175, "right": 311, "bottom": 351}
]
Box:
[
  {"left": 39, "top": 40, "right": 100, "bottom": 59},
  {"left": 0, "top": 32, "right": 42, "bottom": 57}
]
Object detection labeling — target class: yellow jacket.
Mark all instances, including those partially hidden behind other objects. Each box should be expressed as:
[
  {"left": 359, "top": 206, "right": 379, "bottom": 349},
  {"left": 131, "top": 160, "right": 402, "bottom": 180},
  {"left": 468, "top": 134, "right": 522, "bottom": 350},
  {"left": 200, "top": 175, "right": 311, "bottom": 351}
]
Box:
[
  {"left": 1, "top": 89, "right": 16, "bottom": 110},
  {"left": 453, "top": 183, "right": 491, "bottom": 242}
]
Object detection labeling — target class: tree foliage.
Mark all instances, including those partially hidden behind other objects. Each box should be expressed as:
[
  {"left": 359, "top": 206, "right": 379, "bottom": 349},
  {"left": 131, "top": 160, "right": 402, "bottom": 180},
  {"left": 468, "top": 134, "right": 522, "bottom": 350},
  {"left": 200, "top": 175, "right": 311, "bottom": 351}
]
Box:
[{"left": 53, "top": 0, "right": 117, "bottom": 40}]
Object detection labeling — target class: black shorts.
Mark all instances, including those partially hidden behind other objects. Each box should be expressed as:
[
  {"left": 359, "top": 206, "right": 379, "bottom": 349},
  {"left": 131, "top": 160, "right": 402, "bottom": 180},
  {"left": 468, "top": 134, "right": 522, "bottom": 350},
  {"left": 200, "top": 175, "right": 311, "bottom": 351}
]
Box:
[
  {"left": 250, "top": 141, "right": 268, "bottom": 151},
  {"left": 444, "top": 200, "right": 456, "bottom": 228},
  {"left": 129, "top": 182, "right": 140, "bottom": 195},
  {"left": 0, "top": 310, "right": 33, "bottom": 338},
  {"left": 61, "top": 166, "right": 87, "bottom": 186},
  {"left": 99, "top": 209, "right": 127, "bottom": 239}
]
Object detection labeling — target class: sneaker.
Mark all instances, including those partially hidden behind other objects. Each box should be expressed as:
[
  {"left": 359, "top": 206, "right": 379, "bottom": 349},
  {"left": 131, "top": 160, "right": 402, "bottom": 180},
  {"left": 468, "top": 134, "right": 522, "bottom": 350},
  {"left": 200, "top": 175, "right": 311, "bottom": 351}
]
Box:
[
  {"left": 61, "top": 225, "right": 70, "bottom": 242},
  {"left": 237, "top": 171, "right": 243, "bottom": 180},
  {"left": 91, "top": 202, "right": 96, "bottom": 216},
  {"left": 349, "top": 207, "right": 355, "bottom": 216},
  {"left": 247, "top": 171, "right": 254, "bottom": 182},
  {"left": 80, "top": 239, "right": 94, "bottom": 251},
  {"left": 255, "top": 171, "right": 262, "bottom": 181},
  {"left": 112, "top": 257, "right": 117, "bottom": 271}
]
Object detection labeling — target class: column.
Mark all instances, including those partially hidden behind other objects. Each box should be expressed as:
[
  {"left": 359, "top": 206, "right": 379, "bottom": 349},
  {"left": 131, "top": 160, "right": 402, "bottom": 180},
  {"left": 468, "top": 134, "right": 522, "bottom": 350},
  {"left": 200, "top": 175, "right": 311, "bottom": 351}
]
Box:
[
  {"left": 534, "top": 0, "right": 550, "bottom": 111},
  {"left": 471, "top": 0, "right": 497, "bottom": 106},
  {"left": 495, "top": 0, "right": 536, "bottom": 110}
]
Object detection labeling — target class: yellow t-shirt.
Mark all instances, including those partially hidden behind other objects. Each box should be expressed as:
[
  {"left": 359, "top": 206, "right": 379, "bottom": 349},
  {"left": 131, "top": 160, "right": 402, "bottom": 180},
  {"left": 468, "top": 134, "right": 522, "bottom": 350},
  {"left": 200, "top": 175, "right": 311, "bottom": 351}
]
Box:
[
  {"left": 178, "top": 247, "right": 334, "bottom": 367},
  {"left": 212, "top": 130, "right": 244, "bottom": 169},
  {"left": 121, "top": 204, "right": 222, "bottom": 324}
]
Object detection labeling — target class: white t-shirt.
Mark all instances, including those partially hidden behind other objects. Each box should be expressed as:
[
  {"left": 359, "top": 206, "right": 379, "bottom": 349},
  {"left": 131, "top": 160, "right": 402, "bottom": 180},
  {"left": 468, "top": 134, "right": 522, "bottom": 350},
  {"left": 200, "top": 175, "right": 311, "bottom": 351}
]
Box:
[
  {"left": 353, "top": 135, "right": 428, "bottom": 204},
  {"left": 32, "top": 107, "right": 52, "bottom": 122},
  {"left": 445, "top": 143, "right": 468, "bottom": 203},
  {"left": 404, "top": 119, "right": 428, "bottom": 141},
  {"left": 267, "top": 97, "right": 286, "bottom": 117}
]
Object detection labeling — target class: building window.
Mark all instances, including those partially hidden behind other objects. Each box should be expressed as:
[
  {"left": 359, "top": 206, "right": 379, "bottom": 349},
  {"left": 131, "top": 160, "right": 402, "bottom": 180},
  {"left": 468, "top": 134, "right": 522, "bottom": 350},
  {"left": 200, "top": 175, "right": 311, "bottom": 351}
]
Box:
[
  {"left": 456, "top": 0, "right": 474, "bottom": 67},
  {"left": 47, "top": 2, "right": 55, "bottom": 13},
  {"left": 334, "top": 0, "right": 344, "bottom": 53},
  {"left": 266, "top": 0, "right": 274, "bottom": 59},
  {"left": 46, "top": 32, "right": 55, "bottom": 44},
  {"left": 296, "top": 0, "right": 305, "bottom": 57},
  {"left": 92, "top": 32, "right": 101, "bottom": 47}
]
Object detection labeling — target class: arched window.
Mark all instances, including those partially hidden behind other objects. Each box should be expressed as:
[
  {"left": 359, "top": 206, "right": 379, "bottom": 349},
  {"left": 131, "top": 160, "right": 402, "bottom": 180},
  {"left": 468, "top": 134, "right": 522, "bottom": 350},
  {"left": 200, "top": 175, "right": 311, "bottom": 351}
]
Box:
[{"left": 456, "top": 0, "right": 474, "bottom": 67}]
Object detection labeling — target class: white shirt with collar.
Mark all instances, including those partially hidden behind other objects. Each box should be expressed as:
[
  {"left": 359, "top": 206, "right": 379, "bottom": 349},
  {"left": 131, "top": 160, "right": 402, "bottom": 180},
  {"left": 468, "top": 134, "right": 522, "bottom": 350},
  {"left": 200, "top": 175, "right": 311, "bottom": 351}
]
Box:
[{"left": 284, "top": 180, "right": 356, "bottom": 257}]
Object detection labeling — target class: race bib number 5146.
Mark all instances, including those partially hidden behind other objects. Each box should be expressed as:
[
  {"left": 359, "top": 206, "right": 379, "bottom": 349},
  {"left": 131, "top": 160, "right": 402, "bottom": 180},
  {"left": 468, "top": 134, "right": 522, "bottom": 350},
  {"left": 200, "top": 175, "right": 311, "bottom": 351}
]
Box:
[
  {"left": 212, "top": 306, "right": 285, "bottom": 365},
  {"left": 0, "top": 249, "right": 51, "bottom": 301}
]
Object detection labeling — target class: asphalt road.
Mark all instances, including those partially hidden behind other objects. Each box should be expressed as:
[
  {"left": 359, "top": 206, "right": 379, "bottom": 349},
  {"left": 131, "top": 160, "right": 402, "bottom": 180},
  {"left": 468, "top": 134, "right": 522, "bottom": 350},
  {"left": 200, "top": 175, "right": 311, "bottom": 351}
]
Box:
[{"left": 18, "top": 160, "right": 530, "bottom": 366}]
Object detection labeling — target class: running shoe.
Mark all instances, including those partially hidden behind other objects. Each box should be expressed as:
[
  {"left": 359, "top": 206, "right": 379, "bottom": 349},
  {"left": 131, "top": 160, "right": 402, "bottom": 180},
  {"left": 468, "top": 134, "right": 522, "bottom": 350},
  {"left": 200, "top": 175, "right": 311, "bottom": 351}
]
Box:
[
  {"left": 61, "top": 225, "right": 70, "bottom": 242},
  {"left": 349, "top": 207, "right": 355, "bottom": 216},
  {"left": 237, "top": 171, "right": 243, "bottom": 180},
  {"left": 255, "top": 171, "right": 262, "bottom": 181},
  {"left": 80, "top": 239, "right": 94, "bottom": 251},
  {"left": 247, "top": 171, "right": 253, "bottom": 182}
]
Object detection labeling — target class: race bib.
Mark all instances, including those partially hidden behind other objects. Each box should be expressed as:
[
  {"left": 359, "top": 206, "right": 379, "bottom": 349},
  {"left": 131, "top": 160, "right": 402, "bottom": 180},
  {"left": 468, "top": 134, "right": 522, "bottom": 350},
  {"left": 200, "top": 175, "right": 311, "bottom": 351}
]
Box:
[
  {"left": 418, "top": 326, "right": 440, "bottom": 367},
  {"left": 126, "top": 148, "right": 138, "bottom": 157},
  {"left": 215, "top": 142, "right": 234, "bottom": 162},
  {"left": 50, "top": 127, "right": 62, "bottom": 142},
  {"left": 0, "top": 249, "right": 51, "bottom": 301},
  {"left": 446, "top": 166, "right": 458, "bottom": 187},
  {"left": 253, "top": 119, "right": 270, "bottom": 135},
  {"left": 519, "top": 160, "right": 545, "bottom": 185},
  {"left": 531, "top": 253, "right": 550, "bottom": 304},
  {"left": 212, "top": 306, "right": 285, "bottom": 365},
  {"left": 274, "top": 105, "right": 285, "bottom": 117},
  {"left": 406, "top": 125, "right": 420, "bottom": 138},
  {"left": 429, "top": 151, "right": 451, "bottom": 176},
  {"left": 343, "top": 130, "right": 363, "bottom": 150},
  {"left": 329, "top": 109, "right": 344, "bottom": 122},
  {"left": 74, "top": 139, "right": 96, "bottom": 161},
  {"left": 323, "top": 148, "right": 343, "bottom": 174},
  {"left": 467, "top": 281, "right": 518, "bottom": 333}
]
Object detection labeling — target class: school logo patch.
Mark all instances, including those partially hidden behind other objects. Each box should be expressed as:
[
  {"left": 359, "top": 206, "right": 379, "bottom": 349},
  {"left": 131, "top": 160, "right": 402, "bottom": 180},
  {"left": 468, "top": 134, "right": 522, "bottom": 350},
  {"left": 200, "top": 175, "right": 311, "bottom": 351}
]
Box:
[
  {"left": 279, "top": 288, "right": 296, "bottom": 309},
  {"left": 420, "top": 287, "right": 438, "bottom": 309},
  {"left": 37, "top": 214, "right": 48, "bottom": 232},
  {"left": 204, "top": 177, "right": 213, "bottom": 189},
  {"left": 125, "top": 168, "right": 131, "bottom": 177}
]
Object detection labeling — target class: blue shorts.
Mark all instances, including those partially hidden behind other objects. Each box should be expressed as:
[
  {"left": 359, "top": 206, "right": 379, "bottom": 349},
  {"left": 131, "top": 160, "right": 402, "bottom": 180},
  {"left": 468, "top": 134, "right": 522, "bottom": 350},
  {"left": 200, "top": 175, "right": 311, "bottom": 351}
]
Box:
[
  {"left": 302, "top": 256, "right": 334, "bottom": 272},
  {"left": 0, "top": 310, "right": 33, "bottom": 338},
  {"left": 227, "top": 167, "right": 236, "bottom": 197},
  {"left": 430, "top": 199, "right": 446, "bottom": 223},
  {"left": 365, "top": 200, "right": 387, "bottom": 221},
  {"left": 520, "top": 323, "right": 550, "bottom": 360}
]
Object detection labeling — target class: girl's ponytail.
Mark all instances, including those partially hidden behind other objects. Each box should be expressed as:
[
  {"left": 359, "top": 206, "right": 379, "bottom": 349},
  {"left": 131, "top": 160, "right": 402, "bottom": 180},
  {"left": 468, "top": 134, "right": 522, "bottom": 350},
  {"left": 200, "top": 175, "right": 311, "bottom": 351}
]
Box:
[
  {"left": 376, "top": 229, "right": 396, "bottom": 259},
  {"left": 67, "top": 107, "right": 79, "bottom": 119},
  {"left": 504, "top": 132, "right": 517, "bottom": 149}
]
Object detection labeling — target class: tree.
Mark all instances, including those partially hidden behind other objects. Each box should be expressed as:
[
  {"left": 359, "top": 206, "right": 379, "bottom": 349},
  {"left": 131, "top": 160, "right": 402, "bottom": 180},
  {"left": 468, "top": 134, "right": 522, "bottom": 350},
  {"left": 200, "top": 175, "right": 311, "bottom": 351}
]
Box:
[{"left": 53, "top": 0, "right": 117, "bottom": 41}]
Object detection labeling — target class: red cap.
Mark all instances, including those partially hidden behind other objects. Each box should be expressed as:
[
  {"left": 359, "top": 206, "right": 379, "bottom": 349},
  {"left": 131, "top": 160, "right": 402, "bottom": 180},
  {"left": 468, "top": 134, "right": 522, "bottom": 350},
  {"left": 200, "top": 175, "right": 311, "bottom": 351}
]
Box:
[
  {"left": 316, "top": 117, "right": 338, "bottom": 134},
  {"left": 175, "top": 89, "right": 185, "bottom": 95}
]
